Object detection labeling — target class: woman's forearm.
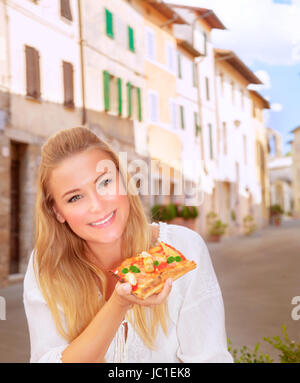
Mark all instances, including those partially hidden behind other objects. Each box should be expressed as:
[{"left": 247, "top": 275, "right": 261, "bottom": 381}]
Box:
[{"left": 61, "top": 293, "right": 130, "bottom": 363}]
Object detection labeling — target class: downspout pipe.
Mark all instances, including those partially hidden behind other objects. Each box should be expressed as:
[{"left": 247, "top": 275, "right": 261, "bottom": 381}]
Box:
[{"left": 77, "top": 0, "right": 86, "bottom": 126}]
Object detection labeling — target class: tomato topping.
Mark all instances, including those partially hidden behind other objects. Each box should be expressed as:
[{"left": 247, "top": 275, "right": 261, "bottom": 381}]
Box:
[
  {"left": 157, "top": 262, "right": 167, "bottom": 271},
  {"left": 132, "top": 284, "right": 138, "bottom": 292}
]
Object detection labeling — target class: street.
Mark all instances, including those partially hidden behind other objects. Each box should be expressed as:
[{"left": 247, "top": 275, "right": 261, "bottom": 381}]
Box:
[
  {"left": 208, "top": 218, "right": 300, "bottom": 362},
  {"left": 0, "top": 219, "right": 299, "bottom": 363}
]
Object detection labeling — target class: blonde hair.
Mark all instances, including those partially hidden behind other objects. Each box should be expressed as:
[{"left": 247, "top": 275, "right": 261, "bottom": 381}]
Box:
[{"left": 33, "top": 126, "right": 169, "bottom": 354}]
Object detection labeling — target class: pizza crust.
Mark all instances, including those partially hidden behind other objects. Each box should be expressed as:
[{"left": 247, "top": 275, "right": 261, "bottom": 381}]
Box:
[{"left": 133, "top": 260, "right": 196, "bottom": 299}]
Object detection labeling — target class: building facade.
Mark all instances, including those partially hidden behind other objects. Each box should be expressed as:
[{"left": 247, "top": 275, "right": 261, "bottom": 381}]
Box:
[{"left": 291, "top": 126, "right": 300, "bottom": 217}]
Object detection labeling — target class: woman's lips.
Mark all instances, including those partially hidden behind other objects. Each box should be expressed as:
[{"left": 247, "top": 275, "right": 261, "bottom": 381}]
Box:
[{"left": 88, "top": 210, "right": 116, "bottom": 228}]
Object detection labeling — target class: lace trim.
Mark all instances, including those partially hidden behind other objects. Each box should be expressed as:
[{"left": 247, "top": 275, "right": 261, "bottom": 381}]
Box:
[{"left": 113, "top": 319, "right": 128, "bottom": 363}]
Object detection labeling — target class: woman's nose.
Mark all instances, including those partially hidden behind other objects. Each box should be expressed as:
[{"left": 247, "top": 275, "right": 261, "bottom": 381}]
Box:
[{"left": 88, "top": 192, "right": 104, "bottom": 213}]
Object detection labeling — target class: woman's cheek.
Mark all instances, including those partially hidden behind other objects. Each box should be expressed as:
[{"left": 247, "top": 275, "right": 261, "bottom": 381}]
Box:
[{"left": 66, "top": 204, "right": 89, "bottom": 228}]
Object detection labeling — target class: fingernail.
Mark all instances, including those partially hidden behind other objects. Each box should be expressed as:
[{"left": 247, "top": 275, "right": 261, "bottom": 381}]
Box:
[{"left": 168, "top": 279, "right": 173, "bottom": 286}]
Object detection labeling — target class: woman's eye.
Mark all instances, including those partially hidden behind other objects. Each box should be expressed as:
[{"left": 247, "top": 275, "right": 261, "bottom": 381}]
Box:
[
  {"left": 68, "top": 195, "right": 81, "bottom": 203},
  {"left": 98, "top": 178, "right": 113, "bottom": 188}
]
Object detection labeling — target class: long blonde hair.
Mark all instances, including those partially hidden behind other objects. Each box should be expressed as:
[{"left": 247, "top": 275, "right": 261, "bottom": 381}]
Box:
[{"left": 33, "top": 126, "right": 169, "bottom": 352}]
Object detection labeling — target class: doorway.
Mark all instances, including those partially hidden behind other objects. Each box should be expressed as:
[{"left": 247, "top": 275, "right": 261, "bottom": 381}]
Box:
[{"left": 9, "top": 141, "right": 26, "bottom": 274}]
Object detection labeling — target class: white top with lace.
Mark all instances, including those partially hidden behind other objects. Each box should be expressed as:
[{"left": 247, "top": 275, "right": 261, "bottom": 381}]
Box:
[{"left": 23, "top": 222, "right": 233, "bottom": 363}]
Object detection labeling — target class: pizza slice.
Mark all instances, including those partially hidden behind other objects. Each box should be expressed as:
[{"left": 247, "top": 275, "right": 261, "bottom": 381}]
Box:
[{"left": 110, "top": 241, "right": 197, "bottom": 300}]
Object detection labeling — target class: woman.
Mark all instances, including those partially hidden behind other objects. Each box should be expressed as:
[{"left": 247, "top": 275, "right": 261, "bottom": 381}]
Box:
[{"left": 23, "top": 126, "right": 233, "bottom": 363}]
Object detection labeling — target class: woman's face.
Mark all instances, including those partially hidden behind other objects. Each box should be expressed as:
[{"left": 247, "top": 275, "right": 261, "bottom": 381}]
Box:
[{"left": 49, "top": 148, "right": 130, "bottom": 245}]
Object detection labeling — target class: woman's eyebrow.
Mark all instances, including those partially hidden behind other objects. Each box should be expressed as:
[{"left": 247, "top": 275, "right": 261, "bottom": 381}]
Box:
[{"left": 61, "top": 170, "right": 108, "bottom": 198}]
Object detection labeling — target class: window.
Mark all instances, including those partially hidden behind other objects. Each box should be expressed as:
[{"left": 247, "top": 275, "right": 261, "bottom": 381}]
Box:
[
  {"left": 177, "top": 52, "right": 182, "bottom": 79},
  {"left": 203, "top": 31, "right": 207, "bottom": 56},
  {"left": 60, "top": 0, "right": 73, "bottom": 21},
  {"left": 25, "top": 45, "right": 41, "bottom": 100},
  {"left": 222, "top": 122, "right": 227, "bottom": 155},
  {"left": 231, "top": 81, "right": 235, "bottom": 104},
  {"left": 208, "top": 123, "right": 213, "bottom": 159},
  {"left": 103, "top": 73, "right": 127, "bottom": 117},
  {"left": 170, "top": 101, "right": 177, "bottom": 129},
  {"left": 62, "top": 61, "right": 74, "bottom": 108},
  {"left": 149, "top": 91, "right": 159, "bottom": 123},
  {"left": 219, "top": 72, "right": 224, "bottom": 95},
  {"left": 146, "top": 28, "right": 155, "bottom": 60},
  {"left": 194, "top": 112, "right": 201, "bottom": 137},
  {"left": 240, "top": 88, "right": 244, "bottom": 109},
  {"left": 166, "top": 42, "right": 175, "bottom": 72},
  {"left": 105, "top": 9, "right": 114, "bottom": 39},
  {"left": 180, "top": 105, "right": 185, "bottom": 130},
  {"left": 192, "top": 62, "right": 197, "bottom": 87},
  {"left": 243, "top": 135, "right": 247, "bottom": 165},
  {"left": 127, "top": 83, "right": 142, "bottom": 121},
  {"left": 205, "top": 77, "right": 210, "bottom": 101},
  {"left": 128, "top": 26, "right": 135, "bottom": 52}
]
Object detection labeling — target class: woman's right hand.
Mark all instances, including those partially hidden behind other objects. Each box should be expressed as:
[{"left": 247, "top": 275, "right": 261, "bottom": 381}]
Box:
[{"left": 111, "top": 279, "right": 173, "bottom": 309}]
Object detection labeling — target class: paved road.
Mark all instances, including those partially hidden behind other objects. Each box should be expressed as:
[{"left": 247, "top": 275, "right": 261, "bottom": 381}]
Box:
[
  {"left": 0, "top": 219, "right": 299, "bottom": 363},
  {"left": 208, "top": 218, "right": 300, "bottom": 362}
]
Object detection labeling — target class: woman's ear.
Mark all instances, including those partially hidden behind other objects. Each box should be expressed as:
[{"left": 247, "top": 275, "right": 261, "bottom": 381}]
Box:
[{"left": 52, "top": 205, "right": 66, "bottom": 223}]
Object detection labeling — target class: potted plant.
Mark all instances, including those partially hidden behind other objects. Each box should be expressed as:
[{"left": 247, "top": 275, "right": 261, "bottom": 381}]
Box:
[
  {"left": 270, "top": 204, "right": 284, "bottom": 226},
  {"left": 243, "top": 215, "right": 256, "bottom": 236},
  {"left": 151, "top": 203, "right": 198, "bottom": 231},
  {"left": 208, "top": 219, "right": 227, "bottom": 242}
]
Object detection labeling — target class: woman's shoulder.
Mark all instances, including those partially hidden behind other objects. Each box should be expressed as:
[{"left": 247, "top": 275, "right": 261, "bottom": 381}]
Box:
[{"left": 23, "top": 250, "right": 45, "bottom": 303}]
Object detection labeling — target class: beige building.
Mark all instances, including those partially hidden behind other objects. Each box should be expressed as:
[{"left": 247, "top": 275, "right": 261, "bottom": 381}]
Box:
[
  {"left": 250, "top": 90, "right": 271, "bottom": 227},
  {"left": 0, "top": 0, "right": 83, "bottom": 286},
  {"left": 267, "top": 127, "right": 293, "bottom": 216},
  {"left": 169, "top": 4, "right": 227, "bottom": 236},
  {"left": 214, "top": 50, "right": 270, "bottom": 235},
  {"left": 291, "top": 126, "right": 300, "bottom": 216}
]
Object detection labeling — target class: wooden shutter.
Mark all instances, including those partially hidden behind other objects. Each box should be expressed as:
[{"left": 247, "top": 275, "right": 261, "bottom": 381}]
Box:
[
  {"left": 25, "top": 45, "right": 40, "bottom": 99},
  {"left": 63, "top": 61, "right": 74, "bottom": 107},
  {"left": 128, "top": 26, "right": 135, "bottom": 52},
  {"left": 118, "top": 78, "right": 122, "bottom": 116},
  {"left": 60, "top": 0, "right": 73, "bottom": 21},
  {"left": 137, "top": 87, "right": 142, "bottom": 122},
  {"left": 127, "top": 82, "right": 132, "bottom": 118},
  {"left": 103, "top": 71, "right": 110, "bottom": 111},
  {"left": 106, "top": 9, "right": 114, "bottom": 38}
]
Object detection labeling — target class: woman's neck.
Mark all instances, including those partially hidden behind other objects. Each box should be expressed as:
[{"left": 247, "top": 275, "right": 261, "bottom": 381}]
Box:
[{"left": 85, "top": 238, "right": 123, "bottom": 272}]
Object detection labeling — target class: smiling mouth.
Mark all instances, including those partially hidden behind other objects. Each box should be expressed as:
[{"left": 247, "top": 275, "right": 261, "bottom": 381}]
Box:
[{"left": 88, "top": 210, "right": 116, "bottom": 226}]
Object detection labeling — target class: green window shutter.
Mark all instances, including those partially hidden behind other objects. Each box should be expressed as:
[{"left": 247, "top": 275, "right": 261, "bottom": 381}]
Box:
[
  {"left": 194, "top": 112, "right": 201, "bottom": 136},
  {"left": 180, "top": 105, "right": 185, "bottom": 130},
  {"left": 103, "top": 70, "right": 110, "bottom": 111},
  {"left": 105, "top": 9, "right": 114, "bottom": 38},
  {"left": 137, "top": 87, "right": 142, "bottom": 122},
  {"left": 127, "top": 82, "right": 132, "bottom": 118},
  {"left": 117, "top": 78, "right": 122, "bottom": 116},
  {"left": 128, "top": 26, "right": 135, "bottom": 52},
  {"left": 177, "top": 52, "right": 182, "bottom": 79},
  {"left": 205, "top": 77, "right": 210, "bottom": 100},
  {"left": 209, "top": 123, "right": 213, "bottom": 159}
]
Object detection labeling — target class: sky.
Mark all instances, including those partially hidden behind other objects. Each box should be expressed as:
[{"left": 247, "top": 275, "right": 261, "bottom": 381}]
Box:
[{"left": 166, "top": 0, "right": 300, "bottom": 154}]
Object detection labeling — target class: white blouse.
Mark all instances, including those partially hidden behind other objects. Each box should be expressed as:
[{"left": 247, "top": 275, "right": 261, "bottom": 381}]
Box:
[{"left": 23, "top": 222, "right": 233, "bottom": 363}]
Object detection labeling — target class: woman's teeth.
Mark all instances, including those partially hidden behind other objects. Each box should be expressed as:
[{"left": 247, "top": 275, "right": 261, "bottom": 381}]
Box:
[{"left": 90, "top": 211, "right": 115, "bottom": 226}]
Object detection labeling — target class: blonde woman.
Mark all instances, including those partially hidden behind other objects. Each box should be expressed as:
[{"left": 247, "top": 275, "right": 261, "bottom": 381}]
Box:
[{"left": 23, "top": 126, "right": 233, "bottom": 363}]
